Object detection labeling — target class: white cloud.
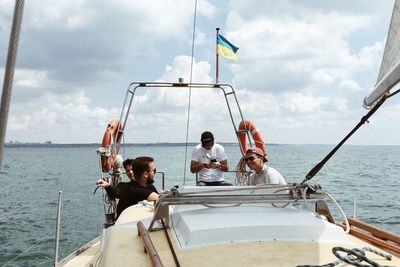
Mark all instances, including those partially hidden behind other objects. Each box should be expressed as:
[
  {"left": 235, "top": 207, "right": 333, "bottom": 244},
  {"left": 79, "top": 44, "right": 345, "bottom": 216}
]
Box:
[
  {"left": 197, "top": 0, "right": 216, "bottom": 18},
  {"left": 194, "top": 30, "right": 207, "bottom": 45},
  {"left": 339, "top": 79, "right": 363, "bottom": 91},
  {"left": 8, "top": 91, "right": 119, "bottom": 143},
  {"left": 2, "top": 1, "right": 399, "bottom": 144},
  {"left": 14, "top": 69, "right": 50, "bottom": 88},
  {"left": 161, "top": 55, "right": 212, "bottom": 83},
  {"left": 281, "top": 93, "right": 330, "bottom": 113},
  {"left": 114, "top": 55, "right": 254, "bottom": 143},
  {"left": 226, "top": 11, "right": 376, "bottom": 93}
]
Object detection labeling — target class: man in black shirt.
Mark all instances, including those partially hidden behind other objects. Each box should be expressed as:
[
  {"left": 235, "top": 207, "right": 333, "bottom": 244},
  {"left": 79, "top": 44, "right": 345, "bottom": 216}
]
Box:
[{"left": 96, "top": 156, "right": 159, "bottom": 218}]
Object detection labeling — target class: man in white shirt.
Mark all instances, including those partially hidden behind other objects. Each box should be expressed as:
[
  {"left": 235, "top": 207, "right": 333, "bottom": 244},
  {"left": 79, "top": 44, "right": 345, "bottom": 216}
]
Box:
[
  {"left": 244, "top": 147, "right": 287, "bottom": 185},
  {"left": 190, "top": 131, "right": 231, "bottom": 186}
]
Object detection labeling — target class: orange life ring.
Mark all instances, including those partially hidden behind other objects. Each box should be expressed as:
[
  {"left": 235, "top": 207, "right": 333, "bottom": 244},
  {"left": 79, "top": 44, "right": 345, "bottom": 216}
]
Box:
[
  {"left": 237, "top": 120, "right": 265, "bottom": 155},
  {"left": 100, "top": 119, "right": 120, "bottom": 172}
]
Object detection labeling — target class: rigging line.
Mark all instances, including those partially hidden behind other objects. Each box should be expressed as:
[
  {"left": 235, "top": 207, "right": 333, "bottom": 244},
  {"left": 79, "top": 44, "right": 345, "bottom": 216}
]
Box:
[
  {"left": 0, "top": 201, "right": 54, "bottom": 221},
  {"left": 387, "top": 87, "right": 400, "bottom": 98},
  {"left": 0, "top": 0, "right": 25, "bottom": 169},
  {"left": 301, "top": 94, "right": 388, "bottom": 184},
  {"left": 2, "top": 234, "right": 52, "bottom": 267},
  {"left": 183, "top": 0, "right": 198, "bottom": 186}
]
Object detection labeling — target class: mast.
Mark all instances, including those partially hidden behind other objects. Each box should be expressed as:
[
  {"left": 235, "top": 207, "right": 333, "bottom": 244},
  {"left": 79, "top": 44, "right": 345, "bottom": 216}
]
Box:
[
  {"left": 216, "top": 28, "right": 220, "bottom": 83},
  {"left": 0, "top": 0, "right": 25, "bottom": 169}
]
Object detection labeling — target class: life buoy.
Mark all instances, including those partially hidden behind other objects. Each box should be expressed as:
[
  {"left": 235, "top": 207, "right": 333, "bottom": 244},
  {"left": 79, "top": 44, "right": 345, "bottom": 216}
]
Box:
[
  {"left": 100, "top": 119, "right": 121, "bottom": 172},
  {"left": 237, "top": 120, "right": 265, "bottom": 155}
]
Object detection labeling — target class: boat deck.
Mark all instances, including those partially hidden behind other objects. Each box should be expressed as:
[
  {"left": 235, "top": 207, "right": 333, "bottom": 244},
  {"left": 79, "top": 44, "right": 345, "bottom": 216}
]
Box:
[{"left": 65, "top": 204, "right": 398, "bottom": 267}]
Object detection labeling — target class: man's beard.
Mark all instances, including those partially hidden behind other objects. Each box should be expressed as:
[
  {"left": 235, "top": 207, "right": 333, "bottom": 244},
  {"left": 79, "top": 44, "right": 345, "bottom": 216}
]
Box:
[{"left": 147, "top": 178, "right": 154, "bottom": 184}]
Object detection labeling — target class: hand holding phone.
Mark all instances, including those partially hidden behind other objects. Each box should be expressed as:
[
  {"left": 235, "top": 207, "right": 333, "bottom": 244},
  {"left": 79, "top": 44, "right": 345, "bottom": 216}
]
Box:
[{"left": 209, "top": 159, "right": 218, "bottom": 168}]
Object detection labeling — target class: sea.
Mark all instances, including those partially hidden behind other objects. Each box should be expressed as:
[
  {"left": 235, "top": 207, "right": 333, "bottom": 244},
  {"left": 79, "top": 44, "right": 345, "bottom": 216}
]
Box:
[{"left": 0, "top": 144, "right": 399, "bottom": 267}]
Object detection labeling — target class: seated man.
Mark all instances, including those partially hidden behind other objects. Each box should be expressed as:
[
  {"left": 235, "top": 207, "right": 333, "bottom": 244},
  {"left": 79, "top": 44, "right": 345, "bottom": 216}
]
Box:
[
  {"left": 244, "top": 147, "right": 287, "bottom": 185},
  {"left": 122, "top": 158, "right": 134, "bottom": 180},
  {"left": 96, "top": 156, "right": 159, "bottom": 218},
  {"left": 190, "top": 131, "right": 231, "bottom": 186}
]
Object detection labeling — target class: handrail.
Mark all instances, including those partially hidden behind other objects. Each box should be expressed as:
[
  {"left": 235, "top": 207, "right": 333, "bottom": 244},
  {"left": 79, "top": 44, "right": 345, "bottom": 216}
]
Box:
[
  {"left": 137, "top": 221, "right": 164, "bottom": 267},
  {"left": 158, "top": 192, "right": 326, "bottom": 205},
  {"left": 347, "top": 218, "right": 400, "bottom": 245},
  {"left": 114, "top": 81, "right": 249, "bottom": 157},
  {"left": 336, "top": 220, "right": 400, "bottom": 255}
]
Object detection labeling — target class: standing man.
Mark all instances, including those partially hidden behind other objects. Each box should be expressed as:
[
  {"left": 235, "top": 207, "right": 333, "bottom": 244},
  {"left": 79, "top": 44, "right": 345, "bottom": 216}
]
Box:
[
  {"left": 190, "top": 131, "right": 231, "bottom": 186},
  {"left": 96, "top": 156, "right": 159, "bottom": 218},
  {"left": 244, "top": 147, "right": 287, "bottom": 185}
]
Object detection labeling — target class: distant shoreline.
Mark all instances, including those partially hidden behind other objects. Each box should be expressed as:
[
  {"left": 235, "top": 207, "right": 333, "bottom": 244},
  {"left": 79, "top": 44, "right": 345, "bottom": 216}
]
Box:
[
  {"left": 4, "top": 142, "right": 243, "bottom": 148},
  {"left": 4, "top": 143, "right": 398, "bottom": 148}
]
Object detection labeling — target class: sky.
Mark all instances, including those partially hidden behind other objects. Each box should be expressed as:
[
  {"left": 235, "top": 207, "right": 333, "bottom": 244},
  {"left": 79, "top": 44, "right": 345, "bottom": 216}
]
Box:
[{"left": 1, "top": 0, "right": 400, "bottom": 145}]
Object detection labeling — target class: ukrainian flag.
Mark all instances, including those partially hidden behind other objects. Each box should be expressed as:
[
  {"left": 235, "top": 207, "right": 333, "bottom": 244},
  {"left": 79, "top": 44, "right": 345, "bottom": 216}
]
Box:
[{"left": 217, "top": 34, "right": 239, "bottom": 61}]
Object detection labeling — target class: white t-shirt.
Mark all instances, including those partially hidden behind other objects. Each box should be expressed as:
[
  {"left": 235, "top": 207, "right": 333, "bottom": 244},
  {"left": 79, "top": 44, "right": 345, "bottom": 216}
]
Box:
[
  {"left": 248, "top": 164, "right": 287, "bottom": 185},
  {"left": 191, "top": 143, "right": 227, "bottom": 182}
]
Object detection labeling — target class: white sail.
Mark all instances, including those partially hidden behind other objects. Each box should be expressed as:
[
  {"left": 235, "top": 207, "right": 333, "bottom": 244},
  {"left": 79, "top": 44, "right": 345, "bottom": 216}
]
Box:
[{"left": 364, "top": 0, "right": 400, "bottom": 108}]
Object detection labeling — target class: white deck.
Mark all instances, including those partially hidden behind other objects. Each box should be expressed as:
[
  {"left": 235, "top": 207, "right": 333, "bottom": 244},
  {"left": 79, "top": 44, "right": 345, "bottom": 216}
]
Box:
[
  {"left": 171, "top": 204, "right": 350, "bottom": 249},
  {"left": 59, "top": 203, "right": 400, "bottom": 267}
]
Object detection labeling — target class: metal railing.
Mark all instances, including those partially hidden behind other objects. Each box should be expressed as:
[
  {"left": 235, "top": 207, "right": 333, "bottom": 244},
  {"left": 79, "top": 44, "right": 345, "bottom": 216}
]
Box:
[
  {"left": 115, "top": 81, "right": 253, "bottom": 157},
  {"left": 148, "top": 183, "right": 327, "bottom": 231}
]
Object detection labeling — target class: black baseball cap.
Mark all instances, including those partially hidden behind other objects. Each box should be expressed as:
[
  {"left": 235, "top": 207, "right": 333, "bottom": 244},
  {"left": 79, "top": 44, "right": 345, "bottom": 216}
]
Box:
[{"left": 200, "top": 131, "right": 214, "bottom": 143}]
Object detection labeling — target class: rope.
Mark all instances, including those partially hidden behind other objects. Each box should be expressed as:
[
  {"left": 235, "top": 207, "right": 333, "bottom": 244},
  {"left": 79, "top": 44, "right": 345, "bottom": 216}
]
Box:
[
  {"left": 0, "top": 0, "right": 25, "bottom": 168},
  {"left": 301, "top": 186, "right": 321, "bottom": 218},
  {"left": 183, "top": 0, "right": 198, "bottom": 186},
  {"left": 297, "top": 246, "right": 393, "bottom": 267},
  {"left": 321, "top": 190, "right": 350, "bottom": 234},
  {"left": 98, "top": 157, "right": 108, "bottom": 214},
  {"left": 299, "top": 187, "right": 350, "bottom": 233},
  {"left": 332, "top": 247, "right": 394, "bottom": 267},
  {"left": 234, "top": 157, "right": 249, "bottom": 185},
  {"left": 2, "top": 233, "right": 51, "bottom": 267}
]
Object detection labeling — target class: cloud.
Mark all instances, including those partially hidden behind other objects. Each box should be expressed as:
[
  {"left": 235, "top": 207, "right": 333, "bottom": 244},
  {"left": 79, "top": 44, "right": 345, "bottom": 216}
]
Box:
[
  {"left": 2, "top": 1, "right": 399, "bottom": 144},
  {"left": 122, "top": 55, "right": 236, "bottom": 143},
  {"left": 226, "top": 11, "right": 378, "bottom": 94},
  {"left": 1, "top": 0, "right": 217, "bottom": 96},
  {"left": 8, "top": 90, "right": 120, "bottom": 143},
  {"left": 339, "top": 79, "right": 363, "bottom": 92}
]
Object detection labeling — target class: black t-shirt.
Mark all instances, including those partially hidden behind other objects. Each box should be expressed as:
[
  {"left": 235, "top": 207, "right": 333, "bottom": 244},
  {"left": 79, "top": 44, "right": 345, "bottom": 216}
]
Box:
[{"left": 105, "top": 180, "right": 158, "bottom": 218}]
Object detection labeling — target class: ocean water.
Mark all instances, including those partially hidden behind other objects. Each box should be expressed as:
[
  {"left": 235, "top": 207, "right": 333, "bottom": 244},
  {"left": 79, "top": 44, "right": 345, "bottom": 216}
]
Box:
[{"left": 0, "top": 144, "right": 399, "bottom": 266}]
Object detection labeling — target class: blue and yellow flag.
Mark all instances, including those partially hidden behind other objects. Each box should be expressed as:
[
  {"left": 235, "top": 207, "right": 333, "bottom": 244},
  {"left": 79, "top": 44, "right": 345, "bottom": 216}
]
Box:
[{"left": 217, "top": 34, "right": 239, "bottom": 61}]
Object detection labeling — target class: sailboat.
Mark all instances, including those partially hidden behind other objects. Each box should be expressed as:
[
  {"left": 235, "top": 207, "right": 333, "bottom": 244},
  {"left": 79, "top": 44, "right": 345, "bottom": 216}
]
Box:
[{"left": 56, "top": 2, "right": 400, "bottom": 267}]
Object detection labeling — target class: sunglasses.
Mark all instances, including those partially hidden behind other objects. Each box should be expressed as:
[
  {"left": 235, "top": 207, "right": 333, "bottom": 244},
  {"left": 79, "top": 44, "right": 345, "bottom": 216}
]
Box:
[
  {"left": 147, "top": 168, "right": 157, "bottom": 174},
  {"left": 244, "top": 156, "right": 258, "bottom": 162}
]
